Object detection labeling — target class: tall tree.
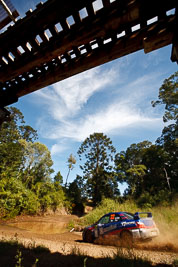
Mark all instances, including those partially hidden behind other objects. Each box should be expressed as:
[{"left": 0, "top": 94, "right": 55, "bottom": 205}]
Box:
[
  {"left": 152, "top": 72, "right": 178, "bottom": 194},
  {"left": 20, "top": 141, "right": 54, "bottom": 189},
  {"left": 151, "top": 71, "right": 178, "bottom": 122},
  {"left": 78, "top": 133, "right": 119, "bottom": 205},
  {"left": 115, "top": 141, "right": 152, "bottom": 197},
  {"left": 0, "top": 107, "right": 37, "bottom": 180},
  {"left": 65, "top": 154, "right": 76, "bottom": 187}
]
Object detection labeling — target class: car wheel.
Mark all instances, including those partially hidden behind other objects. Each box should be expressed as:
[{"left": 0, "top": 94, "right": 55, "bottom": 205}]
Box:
[
  {"left": 120, "top": 231, "right": 133, "bottom": 247},
  {"left": 84, "top": 230, "right": 94, "bottom": 243}
]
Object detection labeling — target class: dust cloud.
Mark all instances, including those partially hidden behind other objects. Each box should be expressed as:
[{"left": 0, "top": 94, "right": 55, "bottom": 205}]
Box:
[{"left": 94, "top": 220, "right": 178, "bottom": 253}]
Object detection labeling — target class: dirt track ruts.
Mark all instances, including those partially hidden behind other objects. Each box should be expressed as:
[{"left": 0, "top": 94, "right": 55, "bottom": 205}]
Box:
[{"left": 0, "top": 215, "right": 177, "bottom": 265}]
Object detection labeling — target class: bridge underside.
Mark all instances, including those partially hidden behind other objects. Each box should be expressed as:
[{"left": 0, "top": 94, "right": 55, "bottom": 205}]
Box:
[{"left": 0, "top": 0, "right": 177, "bottom": 108}]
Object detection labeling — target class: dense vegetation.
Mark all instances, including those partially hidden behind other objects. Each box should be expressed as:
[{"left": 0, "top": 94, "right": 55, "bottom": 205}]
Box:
[
  {"left": 0, "top": 72, "right": 177, "bottom": 218},
  {"left": 0, "top": 107, "right": 66, "bottom": 218}
]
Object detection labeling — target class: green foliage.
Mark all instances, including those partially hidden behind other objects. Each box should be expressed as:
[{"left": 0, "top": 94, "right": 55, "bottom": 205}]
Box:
[
  {"left": 78, "top": 133, "right": 119, "bottom": 205},
  {"left": 33, "top": 181, "right": 65, "bottom": 213},
  {"left": 66, "top": 176, "right": 87, "bottom": 214},
  {"left": 152, "top": 71, "right": 178, "bottom": 122},
  {"left": 115, "top": 138, "right": 177, "bottom": 202},
  {"left": 136, "top": 190, "right": 173, "bottom": 208},
  {"left": 151, "top": 72, "right": 178, "bottom": 195},
  {"left": 54, "top": 171, "right": 63, "bottom": 184},
  {"left": 20, "top": 140, "right": 54, "bottom": 189},
  {"left": 0, "top": 107, "right": 67, "bottom": 218},
  {"left": 15, "top": 249, "right": 23, "bottom": 267},
  {"left": 173, "top": 258, "right": 178, "bottom": 267},
  {"left": 0, "top": 177, "right": 39, "bottom": 218}
]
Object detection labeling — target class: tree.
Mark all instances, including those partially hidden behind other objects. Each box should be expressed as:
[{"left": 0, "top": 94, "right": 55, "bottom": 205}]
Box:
[
  {"left": 0, "top": 107, "right": 37, "bottom": 180},
  {"left": 65, "top": 154, "right": 76, "bottom": 187},
  {"left": 115, "top": 140, "right": 175, "bottom": 206},
  {"left": 0, "top": 107, "right": 37, "bottom": 143},
  {"left": 0, "top": 107, "right": 67, "bottom": 217},
  {"left": 78, "top": 133, "right": 118, "bottom": 205},
  {"left": 151, "top": 71, "right": 178, "bottom": 122},
  {"left": 115, "top": 141, "right": 152, "bottom": 197},
  {"left": 67, "top": 178, "right": 85, "bottom": 214},
  {"left": 152, "top": 72, "right": 178, "bottom": 194},
  {"left": 20, "top": 141, "right": 54, "bottom": 189},
  {"left": 54, "top": 171, "right": 63, "bottom": 185}
]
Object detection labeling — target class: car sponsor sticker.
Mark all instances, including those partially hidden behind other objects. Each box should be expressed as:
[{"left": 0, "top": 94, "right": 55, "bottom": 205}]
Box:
[{"left": 121, "top": 221, "right": 135, "bottom": 226}]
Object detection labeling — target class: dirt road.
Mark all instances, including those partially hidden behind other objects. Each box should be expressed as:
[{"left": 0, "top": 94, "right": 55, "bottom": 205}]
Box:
[{"left": 0, "top": 214, "right": 177, "bottom": 265}]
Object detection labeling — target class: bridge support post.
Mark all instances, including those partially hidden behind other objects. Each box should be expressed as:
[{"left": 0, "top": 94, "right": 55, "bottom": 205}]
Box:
[{"left": 171, "top": 5, "right": 178, "bottom": 63}]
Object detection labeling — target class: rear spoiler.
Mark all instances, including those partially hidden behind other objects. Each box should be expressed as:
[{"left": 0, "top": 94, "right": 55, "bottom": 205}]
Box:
[{"left": 134, "top": 212, "right": 152, "bottom": 220}]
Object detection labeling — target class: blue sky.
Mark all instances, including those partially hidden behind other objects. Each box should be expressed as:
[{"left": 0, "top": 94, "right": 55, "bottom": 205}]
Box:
[{"left": 6, "top": 0, "right": 178, "bottom": 193}]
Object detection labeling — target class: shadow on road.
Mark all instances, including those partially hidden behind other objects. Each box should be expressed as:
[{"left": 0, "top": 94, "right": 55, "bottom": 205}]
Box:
[{"left": 0, "top": 240, "right": 172, "bottom": 267}]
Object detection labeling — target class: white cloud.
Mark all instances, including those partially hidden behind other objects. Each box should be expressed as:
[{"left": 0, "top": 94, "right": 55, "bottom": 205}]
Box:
[
  {"left": 51, "top": 143, "right": 69, "bottom": 155},
  {"left": 34, "top": 62, "right": 164, "bottom": 149},
  {"left": 44, "top": 102, "right": 161, "bottom": 142},
  {"left": 35, "top": 66, "right": 116, "bottom": 120}
]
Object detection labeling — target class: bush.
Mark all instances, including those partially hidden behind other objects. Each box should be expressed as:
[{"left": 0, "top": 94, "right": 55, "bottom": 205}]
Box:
[
  {"left": 137, "top": 190, "right": 173, "bottom": 208},
  {"left": 81, "top": 198, "right": 138, "bottom": 226},
  {"left": 0, "top": 178, "right": 39, "bottom": 218}
]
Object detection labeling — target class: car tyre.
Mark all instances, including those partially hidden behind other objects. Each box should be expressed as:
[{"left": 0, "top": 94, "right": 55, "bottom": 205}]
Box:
[{"left": 84, "top": 230, "right": 94, "bottom": 243}]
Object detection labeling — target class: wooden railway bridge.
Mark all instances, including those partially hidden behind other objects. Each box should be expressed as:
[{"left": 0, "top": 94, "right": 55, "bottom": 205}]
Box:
[{"left": 0, "top": 0, "right": 177, "bottom": 122}]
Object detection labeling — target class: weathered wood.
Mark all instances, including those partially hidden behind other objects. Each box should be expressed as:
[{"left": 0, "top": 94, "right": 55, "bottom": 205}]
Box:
[
  {"left": 0, "top": 0, "right": 177, "bottom": 107},
  {"left": 0, "top": 9, "right": 19, "bottom": 30},
  {"left": 6, "top": 18, "right": 174, "bottom": 98},
  {"left": 0, "top": 0, "right": 176, "bottom": 83},
  {"left": 143, "top": 17, "right": 174, "bottom": 53}
]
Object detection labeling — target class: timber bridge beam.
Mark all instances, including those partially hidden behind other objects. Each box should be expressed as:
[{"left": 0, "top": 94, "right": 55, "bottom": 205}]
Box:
[{"left": 0, "top": 0, "right": 177, "bottom": 111}]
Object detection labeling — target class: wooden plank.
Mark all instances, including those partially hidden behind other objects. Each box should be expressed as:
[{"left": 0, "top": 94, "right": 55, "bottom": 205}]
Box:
[
  {"left": 0, "top": 1, "right": 176, "bottom": 83},
  {"left": 0, "top": 10, "right": 19, "bottom": 30},
  {"left": 7, "top": 21, "right": 172, "bottom": 99},
  {"left": 60, "top": 19, "right": 70, "bottom": 31},
  {"left": 102, "top": 0, "right": 110, "bottom": 8},
  {"left": 171, "top": 42, "right": 178, "bottom": 62},
  {"left": 73, "top": 11, "right": 82, "bottom": 24},
  {"left": 143, "top": 17, "right": 174, "bottom": 53},
  {"left": 48, "top": 25, "right": 58, "bottom": 37},
  {"left": 86, "top": 3, "right": 95, "bottom": 16},
  {"left": 0, "top": 0, "right": 177, "bottom": 108}
]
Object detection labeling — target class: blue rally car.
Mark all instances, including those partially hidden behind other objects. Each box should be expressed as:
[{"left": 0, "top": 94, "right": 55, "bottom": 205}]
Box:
[{"left": 83, "top": 212, "right": 159, "bottom": 244}]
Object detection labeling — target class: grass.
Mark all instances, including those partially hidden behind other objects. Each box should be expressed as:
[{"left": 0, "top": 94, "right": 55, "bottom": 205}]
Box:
[
  {"left": 80, "top": 198, "right": 140, "bottom": 226},
  {"left": 173, "top": 258, "right": 178, "bottom": 267},
  {"left": 80, "top": 198, "right": 178, "bottom": 229}
]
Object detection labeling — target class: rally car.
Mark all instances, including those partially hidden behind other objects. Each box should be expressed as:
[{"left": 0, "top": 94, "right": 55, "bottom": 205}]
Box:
[{"left": 83, "top": 211, "right": 159, "bottom": 244}]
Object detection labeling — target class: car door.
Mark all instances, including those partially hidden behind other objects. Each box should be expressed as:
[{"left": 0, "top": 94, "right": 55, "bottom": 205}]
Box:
[{"left": 97, "top": 215, "right": 111, "bottom": 236}]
